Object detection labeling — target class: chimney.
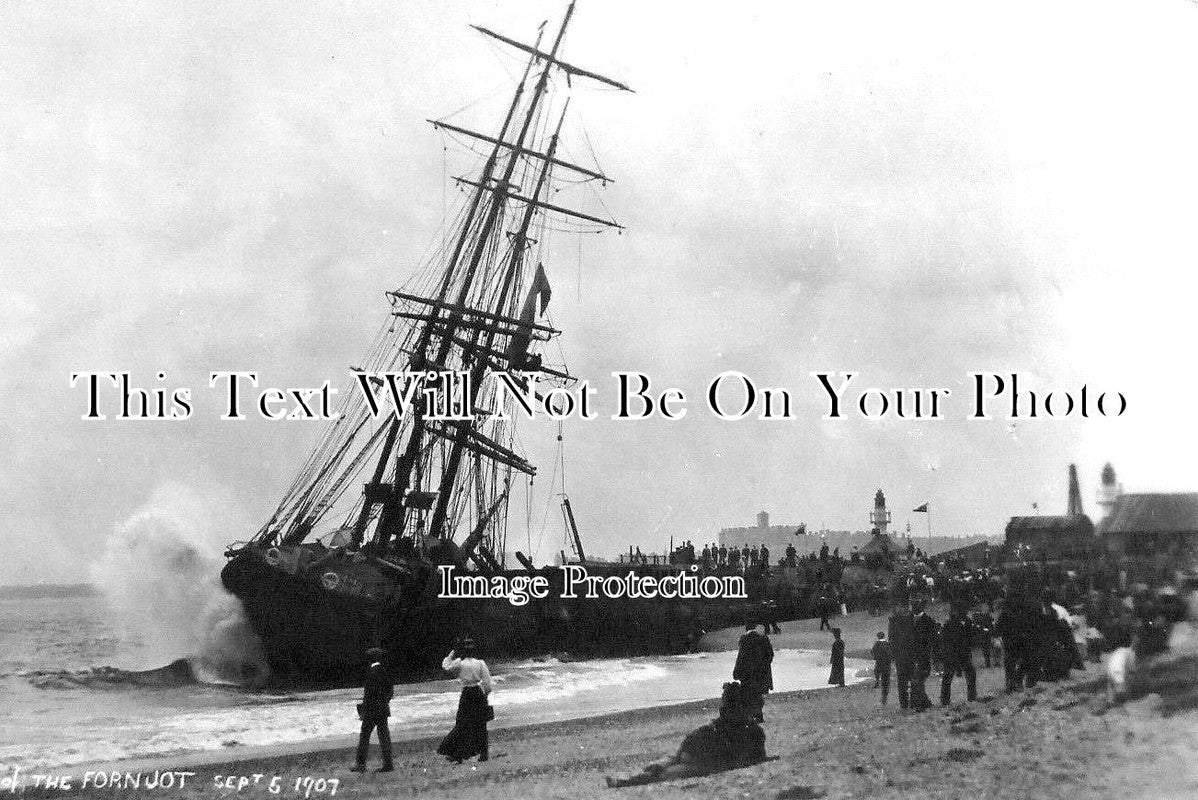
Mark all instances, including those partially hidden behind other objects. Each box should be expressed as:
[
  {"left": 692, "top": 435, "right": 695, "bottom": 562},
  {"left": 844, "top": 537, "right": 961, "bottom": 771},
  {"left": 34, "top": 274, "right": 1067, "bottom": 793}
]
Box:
[{"left": 1067, "top": 464, "right": 1084, "bottom": 517}]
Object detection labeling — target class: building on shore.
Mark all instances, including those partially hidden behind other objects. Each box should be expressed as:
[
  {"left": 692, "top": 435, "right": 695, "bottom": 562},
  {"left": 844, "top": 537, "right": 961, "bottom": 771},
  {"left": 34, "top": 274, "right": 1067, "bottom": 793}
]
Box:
[
  {"left": 1004, "top": 514, "right": 1096, "bottom": 557},
  {"left": 719, "top": 492, "right": 907, "bottom": 559},
  {"left": 718, "top": 511, "right": 810, "bottom": 555},
  {"left": 718, "top": 491, "right": 999, "bottom": 563},
  {"left": 934, "top": 539, "right": 996, "bottom": 568},
  {"left": 1099, "top": 492, "right": 1198, "bottom": 559},
  {"left": 1093, "top": 464, "right": 1198, "bottom": 560},
  {"left": 1005, "top": 463, "right": 1098, "bottom": 558}
]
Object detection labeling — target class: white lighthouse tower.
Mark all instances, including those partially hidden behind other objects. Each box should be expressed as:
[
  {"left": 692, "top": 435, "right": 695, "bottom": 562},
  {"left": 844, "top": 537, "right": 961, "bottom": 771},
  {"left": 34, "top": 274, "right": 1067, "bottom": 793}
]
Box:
[
  {"left": 1096, "top": 462, "right": 1122, "bottom": 519},
  {"left": 870, "top": 489, "right": 892, "bottom": 536}
]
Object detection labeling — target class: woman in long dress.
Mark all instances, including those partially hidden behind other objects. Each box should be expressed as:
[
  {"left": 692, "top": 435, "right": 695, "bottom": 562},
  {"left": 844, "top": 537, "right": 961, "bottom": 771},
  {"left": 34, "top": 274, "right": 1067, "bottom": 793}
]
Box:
[
  {"left": 437, "top": 638, "right": 493, "bottom": 763},
  {"left": 828, "top": 627, "right": 846, "bottom": 686}
]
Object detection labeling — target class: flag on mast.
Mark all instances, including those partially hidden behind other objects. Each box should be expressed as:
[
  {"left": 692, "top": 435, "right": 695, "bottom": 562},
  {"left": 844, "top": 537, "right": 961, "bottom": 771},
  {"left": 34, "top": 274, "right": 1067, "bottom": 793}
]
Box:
[{"left": 913, "top": 503, "right": 929, "bottom": 513}]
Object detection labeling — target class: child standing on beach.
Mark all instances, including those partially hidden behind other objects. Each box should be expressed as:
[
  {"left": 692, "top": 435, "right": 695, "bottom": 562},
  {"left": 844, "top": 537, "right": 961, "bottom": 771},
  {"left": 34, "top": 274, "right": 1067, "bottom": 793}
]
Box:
[
  {"left": 871, "top": 631, "right": 893, "bottom": 704},
  {"left": 828, "top": 628, "right": 846, "bottom": 687}
]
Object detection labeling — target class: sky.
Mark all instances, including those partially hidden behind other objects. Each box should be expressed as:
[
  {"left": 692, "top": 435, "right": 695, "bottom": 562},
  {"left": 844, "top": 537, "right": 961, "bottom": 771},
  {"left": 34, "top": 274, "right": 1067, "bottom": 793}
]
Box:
[{"left": 2, "top": 0, "right": 1197, "bottom": 584}]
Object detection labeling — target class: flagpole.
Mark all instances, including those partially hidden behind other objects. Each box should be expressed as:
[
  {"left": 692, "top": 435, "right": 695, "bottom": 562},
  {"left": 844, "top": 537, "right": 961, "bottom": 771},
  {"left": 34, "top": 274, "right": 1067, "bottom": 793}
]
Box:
[{"left": 912, "top": 503, "right": 931, "bottom": 554}]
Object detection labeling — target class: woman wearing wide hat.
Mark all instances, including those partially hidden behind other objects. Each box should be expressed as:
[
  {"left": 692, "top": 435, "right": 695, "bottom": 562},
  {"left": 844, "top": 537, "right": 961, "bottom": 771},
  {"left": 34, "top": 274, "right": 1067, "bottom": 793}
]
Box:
[{"left": 437, "top": 637, "right": 493, "bottom": 762}]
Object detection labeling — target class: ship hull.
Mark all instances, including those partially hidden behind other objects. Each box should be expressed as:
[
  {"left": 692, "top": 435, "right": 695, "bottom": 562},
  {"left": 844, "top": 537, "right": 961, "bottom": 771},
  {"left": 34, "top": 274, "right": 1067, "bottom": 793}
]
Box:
[{"left": 221, "top": 547, "right": 746, "bottom": 686}]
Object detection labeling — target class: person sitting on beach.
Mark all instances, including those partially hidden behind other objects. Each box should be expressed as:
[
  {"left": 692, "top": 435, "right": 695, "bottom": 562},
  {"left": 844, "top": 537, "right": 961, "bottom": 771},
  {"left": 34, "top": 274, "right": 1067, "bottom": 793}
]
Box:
[
  {"left": 604, "top": 681, "right": 767, "bottom": 788},
  {"left": 437, "top": 638, "right": 493, "bottom": 763},
  {"left": 828, "top": 628, "right": 846, "bottom": 687},
  {"left": 351, "top": 647, "right": 393, "bottom": 773},
  {"left": 871, "top": 631, "right": 892, "bottom": 704}
]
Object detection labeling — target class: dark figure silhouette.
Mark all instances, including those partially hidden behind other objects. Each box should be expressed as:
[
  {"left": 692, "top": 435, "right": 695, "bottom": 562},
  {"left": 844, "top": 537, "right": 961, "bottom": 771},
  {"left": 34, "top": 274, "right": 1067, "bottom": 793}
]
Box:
[
  {"left": 997, "top": 595, "right": 1038, "bottom": 691},
  {"left": 733, "top": 622, "right": 774, "bottom": 721},
  {"left": 888, "top": 604, "right": 915, "bottom": 709},
  {"left": 909, "top": 602, "right": 937, "bottom": 711},
  {"left": 351, "top": 647, "right": 393, "bottom": 772},
  {"left": 939, "top": 606, "right": 978, "bottom": 704},
  {"left": 828, "top": 628, "right": 846, "bottom": 686},
  {"left": 871, "top": 632, "right": 893, "bottom": 704}
]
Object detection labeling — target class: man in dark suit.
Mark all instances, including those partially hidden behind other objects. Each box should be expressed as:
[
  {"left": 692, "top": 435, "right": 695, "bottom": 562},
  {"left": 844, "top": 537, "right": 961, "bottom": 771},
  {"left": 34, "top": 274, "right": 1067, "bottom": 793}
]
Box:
[
  {"left": 909, "top": 599, "right": 937, "bottom": 712},
  {"left": 887, "top": 600, "right": 915, "bottom": 709},
  {"left": 997, "top": 592, "right": 1037, "bottom": 691},
  {"left": 351, "top": 647, "right": 394, "bottom": 772},
  {"left": 733, "top": 621, "right": 773, "bottom": 722},
  {"left": 940, "top": 605, "right": 978, "bottom": 704}
]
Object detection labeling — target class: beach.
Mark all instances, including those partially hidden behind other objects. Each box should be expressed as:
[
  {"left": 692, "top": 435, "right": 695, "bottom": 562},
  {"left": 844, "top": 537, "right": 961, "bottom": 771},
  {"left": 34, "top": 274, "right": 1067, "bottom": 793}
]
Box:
[{"left": 18, "top": 608, "right": 1198, "bottom": 799}]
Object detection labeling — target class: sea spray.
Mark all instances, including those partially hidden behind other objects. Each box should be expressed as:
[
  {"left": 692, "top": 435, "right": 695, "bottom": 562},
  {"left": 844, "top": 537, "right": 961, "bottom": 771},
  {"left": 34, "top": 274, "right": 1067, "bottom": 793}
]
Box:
[{"left": 89, "top": 484, "right": 269, "bottom": 685}]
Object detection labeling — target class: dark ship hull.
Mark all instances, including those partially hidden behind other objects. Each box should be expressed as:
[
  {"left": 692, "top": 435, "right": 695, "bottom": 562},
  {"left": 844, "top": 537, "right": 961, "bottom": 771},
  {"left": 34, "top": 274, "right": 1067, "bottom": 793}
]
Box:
[{"left": 222, "top": 544, "right": 746, "bottom": 686}]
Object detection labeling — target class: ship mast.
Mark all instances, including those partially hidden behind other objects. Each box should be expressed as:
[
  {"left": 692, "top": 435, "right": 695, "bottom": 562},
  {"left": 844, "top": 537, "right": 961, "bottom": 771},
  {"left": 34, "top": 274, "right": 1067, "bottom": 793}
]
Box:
[{"left": 264, "top": 1, "right": 629, "bottom": 566}]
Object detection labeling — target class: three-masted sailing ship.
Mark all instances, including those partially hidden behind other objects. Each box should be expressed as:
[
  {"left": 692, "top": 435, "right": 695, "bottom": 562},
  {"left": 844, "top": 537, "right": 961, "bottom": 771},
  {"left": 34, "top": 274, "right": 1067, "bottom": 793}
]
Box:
[{"left": 222, "top": 2, "right": 735, "bottom": 686}]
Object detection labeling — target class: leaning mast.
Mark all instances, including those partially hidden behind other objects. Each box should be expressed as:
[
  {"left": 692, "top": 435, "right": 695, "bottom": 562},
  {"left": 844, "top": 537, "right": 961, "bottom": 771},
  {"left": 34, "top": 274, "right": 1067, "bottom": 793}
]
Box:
[{"left": 352, "top": 0, "right": 629, "bottom": 560}]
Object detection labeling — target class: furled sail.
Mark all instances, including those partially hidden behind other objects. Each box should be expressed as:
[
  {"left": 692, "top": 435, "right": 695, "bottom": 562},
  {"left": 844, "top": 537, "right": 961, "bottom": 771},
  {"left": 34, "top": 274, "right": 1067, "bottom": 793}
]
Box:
[{"left": 506, "top": 263, "right": 552, "bottom": 368}]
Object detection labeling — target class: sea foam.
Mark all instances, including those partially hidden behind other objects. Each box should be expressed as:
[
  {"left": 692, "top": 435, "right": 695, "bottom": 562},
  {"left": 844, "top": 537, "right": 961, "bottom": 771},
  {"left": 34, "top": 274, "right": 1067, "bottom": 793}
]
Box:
[{"left": 88, "top": 484, "right": 268, "bottom": 685}]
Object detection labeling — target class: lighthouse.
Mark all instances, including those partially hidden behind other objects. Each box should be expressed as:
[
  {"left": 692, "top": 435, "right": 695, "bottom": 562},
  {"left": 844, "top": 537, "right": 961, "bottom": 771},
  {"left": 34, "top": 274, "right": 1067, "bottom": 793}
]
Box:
[
  {"left": 1096, "top": 462, "right": 1122, "bottom": 519},
  {"left": 870, "top": 489, "right": 892, "bottom": 536}
]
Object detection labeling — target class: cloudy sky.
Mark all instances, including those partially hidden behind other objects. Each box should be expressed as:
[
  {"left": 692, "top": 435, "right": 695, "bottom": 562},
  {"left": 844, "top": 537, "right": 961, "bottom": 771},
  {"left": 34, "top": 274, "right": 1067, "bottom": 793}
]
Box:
[{"left": 2, "top": 0, "right": 1197, "bottom": 584}]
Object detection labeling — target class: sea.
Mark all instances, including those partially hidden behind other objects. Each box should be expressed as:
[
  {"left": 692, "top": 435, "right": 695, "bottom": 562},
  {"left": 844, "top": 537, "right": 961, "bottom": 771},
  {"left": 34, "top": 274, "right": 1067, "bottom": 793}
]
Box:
[{"left": 0, "top": 593, "right": 866, "bottom": 772}]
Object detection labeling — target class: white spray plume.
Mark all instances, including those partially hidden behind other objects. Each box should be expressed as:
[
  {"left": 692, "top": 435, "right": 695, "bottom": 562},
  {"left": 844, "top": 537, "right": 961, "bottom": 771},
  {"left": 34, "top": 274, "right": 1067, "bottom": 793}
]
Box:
[{"left": 90, "top": 482, "right": 269, "bottom": 685}]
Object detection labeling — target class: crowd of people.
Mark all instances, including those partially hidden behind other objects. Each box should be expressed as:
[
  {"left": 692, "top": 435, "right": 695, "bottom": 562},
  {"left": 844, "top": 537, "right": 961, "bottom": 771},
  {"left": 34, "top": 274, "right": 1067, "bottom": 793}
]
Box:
[
  {"left": 866, "top": 563, "right": 1192, "bottom": 709},
  {"left": 668, "top": 537, "right": 915, "bottom": 574},
  {"left": 347, "top": 547, "right": 1193, "bottom": 783},
  {"left": 666, "top": 540, "right": 776, "bottom": 570}
]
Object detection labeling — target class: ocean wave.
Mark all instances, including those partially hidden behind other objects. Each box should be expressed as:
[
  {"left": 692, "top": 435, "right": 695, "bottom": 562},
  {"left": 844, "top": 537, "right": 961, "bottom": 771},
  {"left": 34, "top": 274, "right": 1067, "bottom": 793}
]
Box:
[{"left": 21, "top": 659, "right": 198, "bottom": 690}]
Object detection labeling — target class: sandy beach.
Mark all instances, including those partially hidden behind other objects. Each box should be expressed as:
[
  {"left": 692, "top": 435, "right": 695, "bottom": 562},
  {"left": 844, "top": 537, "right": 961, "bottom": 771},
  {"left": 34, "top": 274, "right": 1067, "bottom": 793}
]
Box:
[{"left": 20, "top": 608, "right": 1198, "bottom": 800}]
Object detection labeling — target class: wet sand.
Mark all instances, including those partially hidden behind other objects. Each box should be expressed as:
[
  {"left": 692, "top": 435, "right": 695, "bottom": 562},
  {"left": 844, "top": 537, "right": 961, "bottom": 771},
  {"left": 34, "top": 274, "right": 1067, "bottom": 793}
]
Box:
[{"left": 30, "top": 609, "right": 1198, "bottom": 799}]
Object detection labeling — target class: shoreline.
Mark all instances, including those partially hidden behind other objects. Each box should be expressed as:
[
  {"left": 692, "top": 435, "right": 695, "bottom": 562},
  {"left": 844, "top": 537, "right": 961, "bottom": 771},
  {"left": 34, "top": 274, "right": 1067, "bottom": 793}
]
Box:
[
  {"left": 56, "top": 684, "right": 840, "bottom": 780},
  {"left": 30, "top": 656, "right": 872, "bottom": 783},
  {"left": 14, "top": 613, "right": 886, "bottom": 785},
  {"left": 14, "top": 610, "right": 1198, "bottom": 798}
]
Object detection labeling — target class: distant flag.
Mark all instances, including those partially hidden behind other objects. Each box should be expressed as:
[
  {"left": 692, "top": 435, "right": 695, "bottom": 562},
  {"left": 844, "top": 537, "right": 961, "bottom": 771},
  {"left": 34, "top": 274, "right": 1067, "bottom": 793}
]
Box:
[{"left": 913, "top": 503, "right": 929, "bottom": 513}]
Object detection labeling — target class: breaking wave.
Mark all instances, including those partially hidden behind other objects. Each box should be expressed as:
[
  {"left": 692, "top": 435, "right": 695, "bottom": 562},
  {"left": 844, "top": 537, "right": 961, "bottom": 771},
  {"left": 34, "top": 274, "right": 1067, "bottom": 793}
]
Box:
[
  {"left": 21, "top": 659, "right": 198, "bottom": 690},
  {"left": 87, "top": 484, "right": 269, "bottom": 687}
]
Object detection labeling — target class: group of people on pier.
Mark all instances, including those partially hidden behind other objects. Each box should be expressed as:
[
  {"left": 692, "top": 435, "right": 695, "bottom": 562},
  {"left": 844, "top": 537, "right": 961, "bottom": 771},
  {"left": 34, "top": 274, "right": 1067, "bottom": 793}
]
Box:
[{"left": 673, "top": 540, "right": 774, "bottom": 570}]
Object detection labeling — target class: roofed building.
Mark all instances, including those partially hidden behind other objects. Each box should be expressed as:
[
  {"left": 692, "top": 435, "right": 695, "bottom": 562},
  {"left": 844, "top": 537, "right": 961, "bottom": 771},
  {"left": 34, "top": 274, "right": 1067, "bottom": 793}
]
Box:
[
  {"left": 1005, "top": 514, "right": 1097, "bottom": 558},
  {"left": 718, "top": 511, "right": 808, "bottom": 555},
  {"left": 1004, "top": 463, "right": 1099, "bottom": 558},
  {"left": 1098, "top": 492, "right": 1198, "bottom": 560}
]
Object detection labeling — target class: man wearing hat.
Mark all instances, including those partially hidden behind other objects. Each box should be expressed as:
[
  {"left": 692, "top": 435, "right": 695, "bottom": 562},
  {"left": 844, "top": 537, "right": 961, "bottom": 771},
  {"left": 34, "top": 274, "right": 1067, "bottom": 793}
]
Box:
[
  {"left": 351, "top": 646, "right": 394, "bottom": 772},
  {"left": 908, "top": 598, "right": 937, "bottom": 712}
]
